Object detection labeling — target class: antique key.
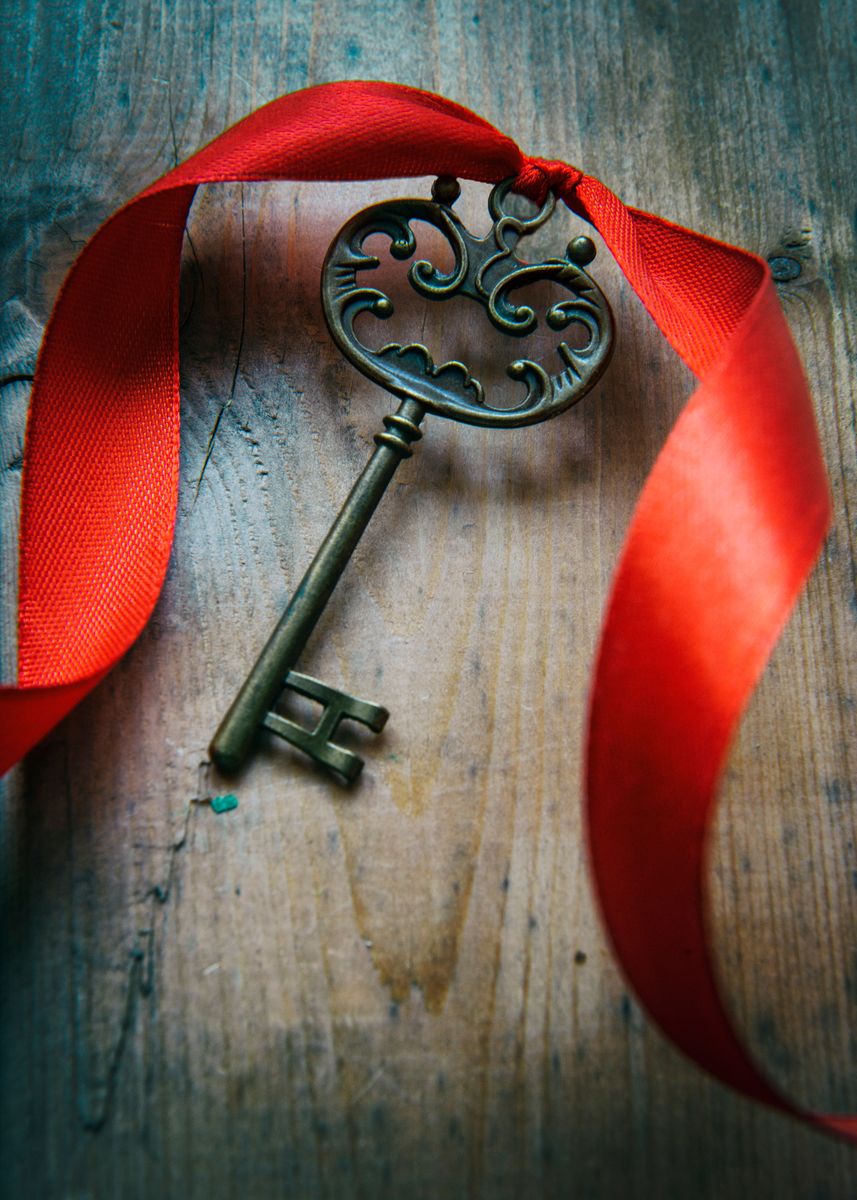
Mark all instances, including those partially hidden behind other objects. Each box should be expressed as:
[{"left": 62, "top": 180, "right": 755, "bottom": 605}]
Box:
[{"left": 210, "top": 175, "right": 614, "bottom": 782}]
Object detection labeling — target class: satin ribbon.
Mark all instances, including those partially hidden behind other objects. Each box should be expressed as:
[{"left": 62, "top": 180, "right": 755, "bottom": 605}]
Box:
[{"left": 1, "top": 81, "right": 851, "bottom": 1139}]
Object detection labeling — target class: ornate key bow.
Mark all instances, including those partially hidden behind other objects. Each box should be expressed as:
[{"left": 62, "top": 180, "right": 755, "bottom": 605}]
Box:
[
  {"left": 324, "top": 175, "right": 612, "bottom": 425},
  {"left": 210, "top": 176, "right": 614, "bottom": 781}
]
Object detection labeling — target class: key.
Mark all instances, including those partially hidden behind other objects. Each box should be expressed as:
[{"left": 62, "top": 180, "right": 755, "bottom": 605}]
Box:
[{"left": 209, "top": 175, "right": 614, "bottom": 781}]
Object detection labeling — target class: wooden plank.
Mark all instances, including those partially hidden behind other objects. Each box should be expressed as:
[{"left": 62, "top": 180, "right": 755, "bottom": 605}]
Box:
[{"left": 1, "top": 1, "right": 855, "bottom": 1196}]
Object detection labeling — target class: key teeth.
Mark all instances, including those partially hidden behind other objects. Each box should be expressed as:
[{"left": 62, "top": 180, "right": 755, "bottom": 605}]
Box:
[
  {"left": 262, "top": 671, "right": 388, "bottom": 784},
  {"left": 327, "top": 745, "right": 365, "bottom": 786},
  {"left": 357, "top": 702, "right": 389, "bottom": 734}
]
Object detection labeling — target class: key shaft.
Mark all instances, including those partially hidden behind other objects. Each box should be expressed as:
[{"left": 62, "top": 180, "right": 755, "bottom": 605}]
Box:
[{"left": 210, "top": 397, "right": 425, "bottom": 774}]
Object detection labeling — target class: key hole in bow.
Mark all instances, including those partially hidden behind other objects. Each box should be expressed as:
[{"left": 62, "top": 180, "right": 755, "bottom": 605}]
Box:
[{"left": 355, "top": 226, "right": 593, "bottom": 410}]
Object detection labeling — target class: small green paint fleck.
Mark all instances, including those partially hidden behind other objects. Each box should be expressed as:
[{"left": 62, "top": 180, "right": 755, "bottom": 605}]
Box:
[
  {"left": 211, "top": 793, "right": 239, "bottom": 814},
  {"left": 387, "top": 752, "right": 401, "bottom": 762}
]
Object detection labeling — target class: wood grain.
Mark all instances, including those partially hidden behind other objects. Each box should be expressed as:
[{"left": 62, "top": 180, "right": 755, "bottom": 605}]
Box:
[{"left": 1, "top": 2, "right": 855, "bottom": 1196}]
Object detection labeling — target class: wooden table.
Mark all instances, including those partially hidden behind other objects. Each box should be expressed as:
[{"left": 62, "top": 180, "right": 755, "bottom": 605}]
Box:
[{"left": 2, "top": 2, "right": 855, "bottom": 1196}]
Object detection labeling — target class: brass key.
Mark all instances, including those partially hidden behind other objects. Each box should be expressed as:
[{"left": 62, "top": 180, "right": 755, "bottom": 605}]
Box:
[{"left": 209, "top": 175, "right": 613, "bottom": 782}]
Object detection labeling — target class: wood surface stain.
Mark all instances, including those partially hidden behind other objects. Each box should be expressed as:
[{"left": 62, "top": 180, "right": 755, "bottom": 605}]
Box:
[{"left": 338, "top": 475, "right": 515, "bottom": 1012}]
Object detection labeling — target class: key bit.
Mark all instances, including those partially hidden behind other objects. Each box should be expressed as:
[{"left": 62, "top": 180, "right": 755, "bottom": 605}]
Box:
[{"left": 263, "top": 672, "right": 389, "bottom": 785}]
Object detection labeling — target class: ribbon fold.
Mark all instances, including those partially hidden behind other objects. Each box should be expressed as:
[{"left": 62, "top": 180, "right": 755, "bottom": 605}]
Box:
[{"left": 1, "top": 80, "right": 851, "bottom": 1140}]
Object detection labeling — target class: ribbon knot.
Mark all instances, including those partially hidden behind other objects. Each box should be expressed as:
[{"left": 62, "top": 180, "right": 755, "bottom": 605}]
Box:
[{"left": 513, "top": 155, "right": 583, "bottom": 205}]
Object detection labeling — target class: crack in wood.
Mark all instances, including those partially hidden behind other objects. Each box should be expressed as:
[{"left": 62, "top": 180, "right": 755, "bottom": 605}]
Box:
[
  {"left": 194, "top": 183, "right": 247, "bottom": 500},
  {"left": 77, "top": 767, "right": 209, "bottom": 1133}
]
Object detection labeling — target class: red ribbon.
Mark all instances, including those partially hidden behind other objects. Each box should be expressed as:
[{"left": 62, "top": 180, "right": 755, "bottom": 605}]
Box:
[{"left": 1, "top": 81, "right": 851, "bottom": 1139}]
